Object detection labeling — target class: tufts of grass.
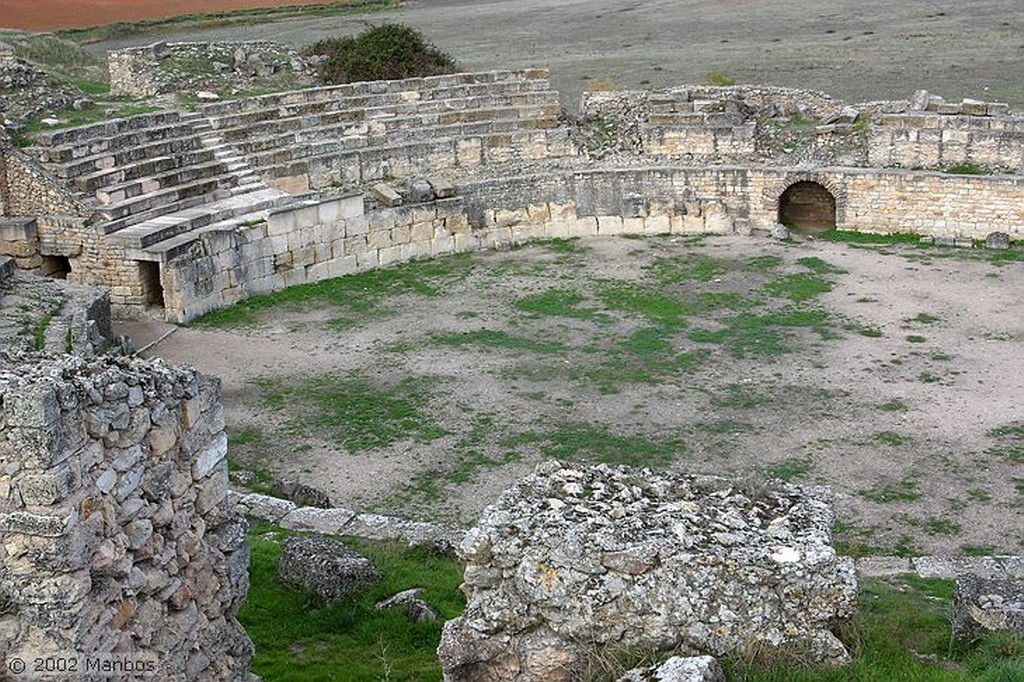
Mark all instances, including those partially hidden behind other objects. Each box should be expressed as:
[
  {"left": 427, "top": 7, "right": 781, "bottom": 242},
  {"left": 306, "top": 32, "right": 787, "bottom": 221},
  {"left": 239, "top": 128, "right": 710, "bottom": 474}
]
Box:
[
  {"left": 986, "top": 423, "right": 1024, "bottom": 463},
  {"left": 431, "top": 329, "right": 566, "bottom": 355},
  {"left": 876, "top": 398, "right": 909, "bottom": 413},
  {"left": 859, "top": 478, "right": 921, "bottom": 503},
  {"left": 762, "top": 456, "right": 813, "bottom": 482},
  {"left": 710, "top": 384, "right": 769, "bottom": 410},
  {"left": 796, "top": 256, "right": 847, "bottom": 275},
  {"left": 596, "top": 281, "right": 690, "bottom": 327},
  {"left": 251, "top": 374, "right": 447, "bottom": 453},
  {"left": 192, "top": 254, "right": 472, "bottom": 327},
  {"left": 818, "top": 230, "right": 923, "bottom": 246},
  {"left": 514, "top": 288, "right": 606, "bottom": 322},
  {"left": 906, "top": 335, "right": 927, "bottom": 343},
  {"left": 647, "top": 254, "right": 727, "bottom": 284},
  {"left": 705, "top": 71, "right": 737, "bottom": 86},
  {"left": 240, "top": 528, "right": 464, "bottom": 682},
  {"left": 30, "top": 315, "right": 52, "bottom": 351},
  {"left": 911, "top": 313, "right": 941, "bottom": 324},
  {"left": 688, "top": 307, "right": 832, "bottom": 357},
  {"left": 763, "top": 273, "right": 834, "bottom": 301},
  {"left": 873, "top": 431, "right": 912, "bottom": 447},
  {"left": 581, "top": 327, "right": 709, "bottom": 392},
  {"left": 516, "top": 422, "right": 686, "bottom": 468},
  {"left": 746, "top": 255, "right": 785, "bottom": 271}
]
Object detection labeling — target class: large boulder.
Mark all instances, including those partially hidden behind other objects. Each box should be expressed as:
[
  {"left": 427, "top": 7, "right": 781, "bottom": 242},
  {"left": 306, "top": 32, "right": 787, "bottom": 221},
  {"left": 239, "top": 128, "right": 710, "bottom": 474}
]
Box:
[
  {"left": 278, "top": 535, "right": 379, "bottom": 604},
  {"left": 438, "top": 462, "right": 857, "bottom": 682},
  {"left": 952, "top": 574, "right": 1024, "bottom": 641}
]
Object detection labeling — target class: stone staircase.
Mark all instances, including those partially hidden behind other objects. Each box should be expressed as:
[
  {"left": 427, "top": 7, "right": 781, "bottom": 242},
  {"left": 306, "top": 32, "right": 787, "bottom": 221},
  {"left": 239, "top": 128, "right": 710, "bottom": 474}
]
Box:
[{"left": 29, "top": 110, "right": 289, "bottom": 258}]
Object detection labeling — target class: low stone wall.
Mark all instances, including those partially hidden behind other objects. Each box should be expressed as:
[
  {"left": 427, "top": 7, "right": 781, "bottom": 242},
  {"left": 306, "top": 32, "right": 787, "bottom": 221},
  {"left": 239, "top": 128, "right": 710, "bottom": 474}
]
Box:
[
  {"left": 438, "top": 462, "right": 858, "bottom": 681},
  {"left": 868, "top": 113, "right": 1024, "bottom": 173},
  {"left": 148, "top": 164, "right": 1022, "bottom": 321},
  {"left": 0, "top": 351, "right": 252, "bottom": 680}
]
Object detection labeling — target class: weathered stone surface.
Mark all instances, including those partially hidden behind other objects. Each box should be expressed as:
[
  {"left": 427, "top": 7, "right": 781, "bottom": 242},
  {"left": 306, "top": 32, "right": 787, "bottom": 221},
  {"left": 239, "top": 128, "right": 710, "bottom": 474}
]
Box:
[
  {"left": 439, "top": 462, "right": 857, "bottom": 682},
  {"left": 376, "top": 587, "right": 438, "bottom": 622},
  {"left": 984, "top": 232, "right": 1011, "bottom": 250},
  {"left": 0, "top": 351, "right": 251, "bottom": 680},
  {"left": 271, "top": 475, "right": 332, "bottom": 508},
  {"left": 278, "top": 535, "right": 379, "bottom": 604},
  {"left": 616, "top": 656, "right": 725, "bottom": 682},
  {"left": 771, "top": 223, "right": 790, "bottom": 241},
  {"left": 372, "top": 183, "right": 403, "bottom": 207},
  {"left": 952, "top": 574, "right": 1024, "bottom": 641}
]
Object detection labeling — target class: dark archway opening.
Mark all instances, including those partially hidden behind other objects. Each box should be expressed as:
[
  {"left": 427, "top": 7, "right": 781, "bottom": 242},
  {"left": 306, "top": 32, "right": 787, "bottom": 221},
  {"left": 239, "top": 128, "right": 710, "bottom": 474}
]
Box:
[
  {"left": 778, "top": 181, "right": 836, "bottom": 233},
  {"left": 41, "top": 255, "right": 71, "bottom": 279},
  {"left": 138, "top": 261, "right": 165, "bottom": 309}
]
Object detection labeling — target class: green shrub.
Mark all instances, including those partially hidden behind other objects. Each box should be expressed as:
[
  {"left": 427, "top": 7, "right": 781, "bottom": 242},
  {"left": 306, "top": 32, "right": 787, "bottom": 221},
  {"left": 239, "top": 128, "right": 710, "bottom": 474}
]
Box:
[{"left": 305, "top": 23, "right": 459, "bottom": 84}]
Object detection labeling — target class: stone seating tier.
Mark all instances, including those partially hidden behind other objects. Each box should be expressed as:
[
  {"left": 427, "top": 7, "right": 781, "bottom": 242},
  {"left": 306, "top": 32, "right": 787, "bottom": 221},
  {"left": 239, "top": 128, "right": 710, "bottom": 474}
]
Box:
[
  {"left": 211, "top": 91, "right": 560, "bottom": 143},
  {"left": 36, "top": 117, "right": 205, "bottom": 164},
  {"left": 29, "top": 110, "right": 186, "bottom": 147},
  {"left": 72, "top": 149, "right": 219, "bottom": 194},
  {"left": 197, "top": 69, "right": 551, "bottom": 119},
  {"left": 52, "top": 134, "right": 207, "bottom": 181},
  {"left": 106, "top": 187, "right": 287, "bottom": 250}
]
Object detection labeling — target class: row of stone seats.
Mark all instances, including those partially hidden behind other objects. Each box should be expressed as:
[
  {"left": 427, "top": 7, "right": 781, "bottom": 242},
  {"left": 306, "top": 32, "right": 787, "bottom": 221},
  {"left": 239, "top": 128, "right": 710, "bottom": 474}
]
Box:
[
  {"left": 198, "top": 69, "right": 552, "bottom": 121},
  {"left": 28, "top": 110, "right": 186, "bottom": 153}
]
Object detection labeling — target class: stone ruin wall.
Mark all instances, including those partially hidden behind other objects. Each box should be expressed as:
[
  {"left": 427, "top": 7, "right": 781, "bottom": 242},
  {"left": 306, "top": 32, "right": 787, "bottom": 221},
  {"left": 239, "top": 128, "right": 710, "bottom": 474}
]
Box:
[
  {"left": 155, "top": 164, "right": 1024, "bottom": 322},
  {"left": 108, "top": 41, "right": 314, "bottom": 98},
  {"left": 2, "top": 68, "right": 1023, "bottom": 321},
  {"left": 0, "top": 352, "right": 252, "bottom": 680}
]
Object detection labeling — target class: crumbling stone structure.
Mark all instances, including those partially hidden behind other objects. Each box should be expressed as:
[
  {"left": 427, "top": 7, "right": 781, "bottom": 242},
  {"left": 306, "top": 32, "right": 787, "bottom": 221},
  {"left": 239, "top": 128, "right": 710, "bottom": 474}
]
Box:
[
  {"left": 439, "top": 462, "right": 858, "bottom": 681},
  {"left": 0, "top": 63, "right": 1021, "bottom": 322},
  {"left": 108, "top": 41, "right": 315, "bottom": 98},
  {"left": 0, "top": 351, "right": 252, "bottom": 680}
]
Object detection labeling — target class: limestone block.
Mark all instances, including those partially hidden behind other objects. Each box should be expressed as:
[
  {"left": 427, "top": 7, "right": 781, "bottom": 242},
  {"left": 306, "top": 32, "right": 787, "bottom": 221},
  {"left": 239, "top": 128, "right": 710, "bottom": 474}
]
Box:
[
  {"left": 378, "top": 245, "right": 404, "bottom": 267},
  {"left": 544, "top": 221, "right": 571, "bottom": 239},
  {"left": 952, "top": 574, "right": 1024, "bottom": 641},
  {"left": 239, "top": 493, "right": 296, "bottom": 523},
  {"left": 645, "top": 215, "right": 671, "bottom": 234},
  {"left": 960, "top": 99, "right": 989, "bottom": 116},
  {"left": 280, "top": 506, "right": 357, "bottom": 534},
  {"left": 597, "top": 216, "right": 625, "bottom": 235},
  {"left": 372, "top": 183, "right": 403, "bottom": 207},
  {"left": 278, "top": 535, "right": 379, "bottom": 605},
  {"left": 439, "top": 463, "right": 857, "bottom": 682},
  {"left": 567, "top": 217, "right": 598, "bottom": 238}
]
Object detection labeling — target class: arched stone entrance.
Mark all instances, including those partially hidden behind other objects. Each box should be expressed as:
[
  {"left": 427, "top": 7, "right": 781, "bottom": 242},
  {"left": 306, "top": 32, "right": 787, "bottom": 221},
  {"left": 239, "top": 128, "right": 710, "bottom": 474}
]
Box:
[{"left": 777, "top": 181, "right": 836, "bottom": 232}]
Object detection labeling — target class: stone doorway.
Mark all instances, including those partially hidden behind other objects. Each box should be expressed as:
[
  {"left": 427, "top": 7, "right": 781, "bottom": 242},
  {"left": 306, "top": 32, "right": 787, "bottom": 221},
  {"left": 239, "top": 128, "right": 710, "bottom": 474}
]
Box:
[{"left": 778, "top": 181, "right": 836, "bottom": 232}]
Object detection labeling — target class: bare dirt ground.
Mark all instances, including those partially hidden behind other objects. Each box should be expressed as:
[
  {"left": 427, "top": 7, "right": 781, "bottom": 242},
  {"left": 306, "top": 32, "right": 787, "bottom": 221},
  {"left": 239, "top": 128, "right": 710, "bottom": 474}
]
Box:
[
  {"left": 82, "top": 0, "right": 1024, "bottom": 110},
  {"left": 132, "top": 235, "right": 1024, "bottom": 556}
]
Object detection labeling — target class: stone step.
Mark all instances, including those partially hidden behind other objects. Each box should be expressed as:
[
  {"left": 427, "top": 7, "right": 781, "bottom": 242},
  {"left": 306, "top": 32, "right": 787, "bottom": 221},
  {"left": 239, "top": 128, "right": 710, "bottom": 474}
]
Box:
[
  {"left": 199, "top": 69, "right": 550, "bottom": 121},
  {"left": 55, "top": 134, "right": 206, "bottom": 181},
  {"left": 212, "top": 90, "right": 561, "bottom": 142},
  {"left": 39, "top": 119, "right": 202, "bottom": 164},
  {"left": 30, "top": 110, "right": 184, "bottom": 147},
  {"left": 72, "top": 149, "right": 219, "bottom": 193},
  {"left": 109, "top": 188, "right": 286, "bottom": 250},
  {"left": 93, "top": 159, "right": 233, "bottom": 205},
  {"left": 95, "top": 171, "right": 242, "bottom": 223},
  {"left": 139, "top": 206, "right": 282, "bottom": 261}
]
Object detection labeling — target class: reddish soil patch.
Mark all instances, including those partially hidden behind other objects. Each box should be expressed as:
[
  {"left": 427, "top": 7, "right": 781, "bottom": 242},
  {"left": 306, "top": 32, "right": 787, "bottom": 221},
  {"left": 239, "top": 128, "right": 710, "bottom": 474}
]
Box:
[{"left": 2, "top": 0, "right": 348, "bottom": 32}]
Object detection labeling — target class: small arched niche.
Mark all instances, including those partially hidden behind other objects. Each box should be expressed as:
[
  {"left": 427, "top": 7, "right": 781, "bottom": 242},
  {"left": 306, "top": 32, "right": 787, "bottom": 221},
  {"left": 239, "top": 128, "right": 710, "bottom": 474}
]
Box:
[{"left": 777, "top": 181, "right": 836, "bottom": 232}]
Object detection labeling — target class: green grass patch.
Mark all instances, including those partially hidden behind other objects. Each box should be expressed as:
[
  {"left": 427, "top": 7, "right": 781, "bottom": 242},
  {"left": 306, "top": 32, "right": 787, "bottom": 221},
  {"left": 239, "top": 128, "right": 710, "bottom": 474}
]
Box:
[
  {"left": 746, "top": 255, "right": 785, "bottom": 271},
  {"left": 763, "top": 273, "right": 834, "bottom": 301},
  {"left": 514, "top": 287, "right": 607, "bottom": 322},
  {"left": 581, "top": 326, "right": 709, "bottom": 392},
  {"left": 873, "top": 431, "right": 912, "bottom": 447},
  {"left": 911, "top": 313, "right": 941, "bottom": 324},
  {"left": 762, "top": 456, "right": 813, "bottom": 482},
  {"left": 688, "top": 307, "right": 832, "bottom": 357},
  {"left": 709, "top": 384, "right": 769, "bottom": 410},
  {"left": 796, "top": 256, "right": 847, "bottom": 275},
  {"left": 30, "top": 315, "right": 52, "bottom": 351},
  {"left": 859, "top": 478, "right": 921, "bottom": 503},
  {"left": 818, "top": 230, "right": 923, "bottom": 245},
  {"left": 516, "top": 422, "right": 686, "bottom": 468},
  {"left": 986, "top": 423, "right": 1024, "bottom": 463},
  {"left": 431, "top": 329, "right": 566, "bottom": 355},
  {"left": 251, "top": 374, "right": 446, "bottom": 452},
  {"left": 906, "top": 335, "right": 928, "bottom": 343},
  {"left": 241, "top": 528, "right": 464, "bottom": 682},
  {"left": 876, "top": 398, "right": 910, "bottom": 413},
  {"left": 192, "top": 254, "right": 472, "bottom": 327},
  {"left": 647, "top": 254, "right": 728, "bottom": 284},
  {"left": 689, "top": 291, "right": 758, "bottom": 314},
  {"left": 597, "top": 281, "right": 690, "bottom": 327}
]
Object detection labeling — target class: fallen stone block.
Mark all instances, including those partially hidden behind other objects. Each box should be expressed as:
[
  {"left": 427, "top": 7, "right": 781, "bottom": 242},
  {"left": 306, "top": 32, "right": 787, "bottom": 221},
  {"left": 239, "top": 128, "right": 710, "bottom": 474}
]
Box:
[
  {"left": 952, "top": 574, "right": 1024, "bottom": 641},
  {"left": 375, "top": 588, "right": 438, "bottom": 622},
  {"left": 371, "top": 183, "right": 403, "bottom": 207},
  {"left": 438, "top": 462, "right": 857, "bottom": 682},
  {"left": 616, "top": 656, "right": 725, "bottom": 682},
  {"left": 984, "top": 232, "right": 1011, "bottom": 250},
  {"left": 428, "top": 176, "right": 456, "bottom": 199},
  {"left": 961, "top": 98, "right": 989, "bottom": 116},
  {"left": 278, "top": 535, "right": 379, "bottom": 604}
]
